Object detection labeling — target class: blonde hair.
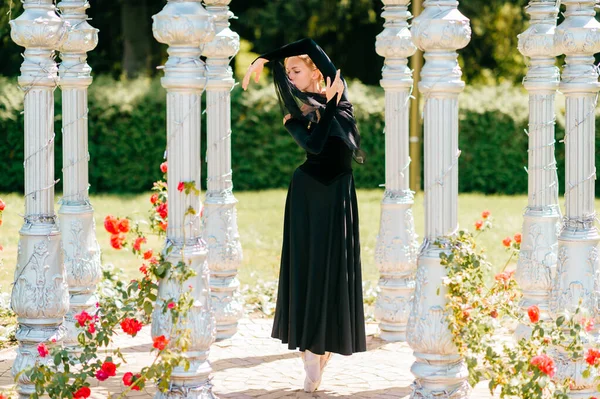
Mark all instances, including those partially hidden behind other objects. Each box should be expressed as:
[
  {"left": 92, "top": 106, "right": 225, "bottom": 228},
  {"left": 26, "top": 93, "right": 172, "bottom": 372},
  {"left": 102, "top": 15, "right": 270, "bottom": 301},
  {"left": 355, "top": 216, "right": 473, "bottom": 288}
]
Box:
[{"left": 285, "top": 55, "right": 324, "bottom": 87}]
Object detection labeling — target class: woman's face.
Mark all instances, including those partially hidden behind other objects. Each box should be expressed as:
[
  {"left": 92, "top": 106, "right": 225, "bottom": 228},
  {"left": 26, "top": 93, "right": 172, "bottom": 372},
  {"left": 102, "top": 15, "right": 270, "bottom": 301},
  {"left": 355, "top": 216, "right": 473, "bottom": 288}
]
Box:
[{"left": 285, "top": 57, "right": 317, "bottom": 92}]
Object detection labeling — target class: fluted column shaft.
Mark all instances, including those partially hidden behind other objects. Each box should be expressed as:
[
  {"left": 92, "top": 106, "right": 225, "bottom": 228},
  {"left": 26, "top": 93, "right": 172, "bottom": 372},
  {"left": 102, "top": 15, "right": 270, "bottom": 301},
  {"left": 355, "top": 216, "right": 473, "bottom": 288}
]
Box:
[
  {"left": 406, "top": 0, "right": 471, "bottom": 397},
  {"left": 551, "top": 1, "right": 600, "bottom": 396},
  {"left": 374, "top": 0, "right": 419, "bottom": 342},
  {"left": 9, "top": 1, "right": 69, "bottom": 398},
  {"left": 514, "top": 0, "right": 561, "bottom": 337},
  {"left": 152, "top": 1, "right": 216, "bottom": 397},
  {"left": 57, "top": 0, "right": 102, "bottom": 355},
  {"left": 202, "top": 0, "right": 243, "bottom": 341}
]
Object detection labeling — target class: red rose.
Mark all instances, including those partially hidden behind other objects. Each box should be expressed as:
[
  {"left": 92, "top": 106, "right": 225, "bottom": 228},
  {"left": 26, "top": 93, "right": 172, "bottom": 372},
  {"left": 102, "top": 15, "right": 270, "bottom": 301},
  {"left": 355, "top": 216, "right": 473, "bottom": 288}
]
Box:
[
  {"left": 159, "top": 221, "right": 167, "bottom": 231},
  {"left": 160, "top": 162, "right": 168, "bottom": 173},
  {"left": 123, "top": 372, "right": 142, "bottom": 390},
  {"left": 117, "top": 218, "right": 130, "bottom": 233},
  {"left": 495, "top": 270, "right": 514, "bottom": 283},
  {"left": 88, "top": 323, "right": 96, "bottom": 334},
  {"left": 0, "top": 199, "right": 5, "bottom": 211},
  {"left": 586, "top": 348, "right": 600, "bottom": 366},
  {"left": 482, "top": 210, "right": 490, "bottom": 219},
  {"left": 527, "top": 305, "right": 540, "bottom": 323},
  {"left": 75, "top": 310, "right": 93, "bottom": 327},
  {"left": 121, "top": 318, "right": 143, "bottom": 336},
  {"left": 474, "top": 220, "right": 483, "bottom": 230},
  {"left": 490, "top": 309, "right": 498, "bottom": 318},
  {"left": 37, "top": 343, "right": 49, "bottom": 358},
  {"left": 153, "top": 335, "right": 169, "bottom": 351},
  {"left": 73, "top": 386, "right": 91, "bottom": 399},
  {"left": 150, "top": 193, "right": 159, "bottom": 204},
  {"left": 101, "top": 361, "right": 117, "bottom": 377},
  {"left": 139, "top": 264, "right": 148, "bottom": 275},
  {"left": 177, "top": 182, "right": 185, "bottom": 192},
  {"left": 149, "top": 257, "right": 159, "bottom": 265},
  {"left": 143, "top": 250, "right": 153, "bottom": 260},
  {"left": 133, "top": 236, "right": 146, "bottom": 252},
  {"left": 156, "top": 203, "right": 168, "bottom": 219},
  {"left": 123, "top": 372, "right": 134, "bottom": 386},
  {"left": 168, "top": 302, "right": 176, "bottom": 309},
  {"left": 530, "top": 354, "right": 556, "bottom": 377},
  {"left": 95, "top": 369, "right": 109, "bottom": 381},
  {"left": 514, "top": 232, "right": 522, "bottom": 244},
  {"left": 582, "top": 318, "right": 594, "bottom": 332},
  {"left": 104, "top": 215, "right": 119, "bottom": 235},
  {"left": 502, "top": 237, "right": 512, "bottom": 247},
  {"left": 110, "top": 234, "right": 125, "bottom": 250}
]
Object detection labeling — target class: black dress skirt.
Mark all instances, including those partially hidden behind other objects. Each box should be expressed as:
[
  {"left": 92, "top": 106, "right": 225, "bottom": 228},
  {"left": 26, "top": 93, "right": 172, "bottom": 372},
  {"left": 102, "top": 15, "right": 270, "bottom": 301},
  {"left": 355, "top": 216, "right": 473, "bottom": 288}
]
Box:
[{"left": 271, "top": 136, "right": 367, "bottom": 356}]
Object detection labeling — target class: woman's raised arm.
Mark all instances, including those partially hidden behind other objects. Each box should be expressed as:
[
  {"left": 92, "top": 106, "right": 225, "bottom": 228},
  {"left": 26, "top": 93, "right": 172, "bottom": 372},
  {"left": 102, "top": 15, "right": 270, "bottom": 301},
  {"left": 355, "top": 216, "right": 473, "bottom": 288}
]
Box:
[{"left": 255, "top": 38, "right": 337, "bottom": 82}]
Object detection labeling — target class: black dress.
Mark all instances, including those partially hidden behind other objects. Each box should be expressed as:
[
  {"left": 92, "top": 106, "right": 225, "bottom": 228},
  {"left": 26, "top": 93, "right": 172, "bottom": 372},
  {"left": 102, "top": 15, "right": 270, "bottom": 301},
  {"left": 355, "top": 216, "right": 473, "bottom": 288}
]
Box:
[{"left": 258, "top": 39, "right": 367, "bottom": 356}]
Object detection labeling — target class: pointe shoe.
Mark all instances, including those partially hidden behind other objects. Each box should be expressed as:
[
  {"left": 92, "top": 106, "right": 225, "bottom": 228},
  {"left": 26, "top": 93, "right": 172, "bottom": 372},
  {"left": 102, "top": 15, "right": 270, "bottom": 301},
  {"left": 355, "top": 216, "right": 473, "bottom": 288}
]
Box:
[
  {"left": 302, "top": 351, "right": 322, "bottom": 393},
  {"left": 320, "top": 351, "right": 332, "bottom": 372}
]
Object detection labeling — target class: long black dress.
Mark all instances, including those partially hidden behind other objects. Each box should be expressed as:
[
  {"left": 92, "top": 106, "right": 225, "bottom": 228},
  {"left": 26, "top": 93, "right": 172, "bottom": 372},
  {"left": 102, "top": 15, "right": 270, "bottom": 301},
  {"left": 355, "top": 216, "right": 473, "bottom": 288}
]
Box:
[{"left": 258, "top": 39, "right": 367, "bottom": 356}]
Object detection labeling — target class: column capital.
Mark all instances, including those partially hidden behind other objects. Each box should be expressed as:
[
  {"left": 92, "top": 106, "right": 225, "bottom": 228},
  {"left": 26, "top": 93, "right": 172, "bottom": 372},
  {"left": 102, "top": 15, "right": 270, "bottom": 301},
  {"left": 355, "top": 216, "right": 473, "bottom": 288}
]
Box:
[
  {"left": 202, "top": 0, "right": 240, "bottom": 89},
  {"left": 57, "top": 0, "right": 98, "bottom": 88},
  {"left": 153, "top": 1, "right": 216, "bottom": 91},
  {"left": 556, "top": 0, "right": 600, "bottom": 93},
  {"left": 376, "top": 0, "right": 416, "bottom": 88},
  {"left": 10, "top": 0, "right": 66, "bottom": 88},
  {"left": 412, "top": 1, "right": 471, "bottom": 96}
]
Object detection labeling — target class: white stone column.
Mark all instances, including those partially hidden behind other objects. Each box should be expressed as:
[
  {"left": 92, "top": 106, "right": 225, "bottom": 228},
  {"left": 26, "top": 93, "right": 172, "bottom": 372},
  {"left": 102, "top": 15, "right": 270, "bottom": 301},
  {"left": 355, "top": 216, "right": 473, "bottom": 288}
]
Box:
[
  {"left": 374, "top": 0, "right": 419, "bottom": 342},
  {"left": 56, "top": 0, "right": 102, "bottom": 355},
  {"left": 514, "top": 0, "right": 560, "bottom": 337},
  {"left": 201, "top": 0, "right": 243, "bottom": 341},
  {"left": 551, "top": 1, "right": 600, "bottom": 396},
  {"left": 406, "top": 0, "right": 471, "bottom": 397},
  {"left": 9, "top": 1, "right": 69, "bottom": 397},
  {"left": 152, "top": 1, "right": 216, "bottom": 397}
]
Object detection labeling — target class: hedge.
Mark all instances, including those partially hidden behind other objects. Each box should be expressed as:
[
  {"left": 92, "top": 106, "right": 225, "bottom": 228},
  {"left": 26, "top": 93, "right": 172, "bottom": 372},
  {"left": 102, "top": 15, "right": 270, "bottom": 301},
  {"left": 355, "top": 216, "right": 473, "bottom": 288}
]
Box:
[{"left": 0, "top": 76, "right": 589, "bottom": 195}]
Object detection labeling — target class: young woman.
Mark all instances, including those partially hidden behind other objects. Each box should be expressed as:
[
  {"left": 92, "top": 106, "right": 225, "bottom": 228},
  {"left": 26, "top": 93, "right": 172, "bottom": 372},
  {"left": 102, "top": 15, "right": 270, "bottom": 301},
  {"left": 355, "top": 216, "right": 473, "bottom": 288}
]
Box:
[{"left": 243, "top": 38, "right": 366, "bottom": 393}]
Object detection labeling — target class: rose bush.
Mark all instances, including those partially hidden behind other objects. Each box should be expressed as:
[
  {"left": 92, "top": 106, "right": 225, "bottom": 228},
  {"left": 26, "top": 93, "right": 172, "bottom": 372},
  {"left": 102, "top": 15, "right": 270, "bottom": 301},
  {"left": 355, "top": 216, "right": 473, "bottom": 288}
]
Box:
[
  {"left": 0, "top": 167, "right": 202, "bottom": 398},
  {"left": 443, "top": 211, "right": 598, "bottom": 398}
]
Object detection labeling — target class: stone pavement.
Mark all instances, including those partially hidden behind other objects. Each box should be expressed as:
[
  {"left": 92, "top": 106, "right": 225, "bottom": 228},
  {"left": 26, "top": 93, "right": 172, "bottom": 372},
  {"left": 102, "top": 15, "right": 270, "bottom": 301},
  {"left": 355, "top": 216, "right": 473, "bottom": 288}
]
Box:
[{"left": 0, "top": 318, "right": 493, "bottom": 398}]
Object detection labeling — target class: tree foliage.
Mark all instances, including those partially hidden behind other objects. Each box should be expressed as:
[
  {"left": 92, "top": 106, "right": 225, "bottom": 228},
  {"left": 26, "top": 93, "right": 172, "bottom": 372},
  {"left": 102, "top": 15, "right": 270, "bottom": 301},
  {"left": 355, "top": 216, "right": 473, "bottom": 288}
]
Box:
[{"left": 0, "top": 0, "right": 537, "bottom": 84}]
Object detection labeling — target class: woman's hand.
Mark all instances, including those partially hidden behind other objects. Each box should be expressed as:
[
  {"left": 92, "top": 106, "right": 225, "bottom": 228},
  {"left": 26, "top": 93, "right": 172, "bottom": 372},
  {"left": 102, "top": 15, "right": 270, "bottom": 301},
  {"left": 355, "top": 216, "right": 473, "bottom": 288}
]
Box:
[
  {"left": 242, "top": 58, "right": 268, "bottom": 91},
  {"left": 325, "top": 69, "right": 344, "bottom": 105}
]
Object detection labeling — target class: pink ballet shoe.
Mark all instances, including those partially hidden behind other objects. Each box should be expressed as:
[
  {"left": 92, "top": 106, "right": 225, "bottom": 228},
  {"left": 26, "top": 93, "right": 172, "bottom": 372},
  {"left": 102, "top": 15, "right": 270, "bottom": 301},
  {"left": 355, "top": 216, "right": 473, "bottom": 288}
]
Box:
[
  {"left": 301, "top": 351, "right": 322, "bottom": 393},
  {"left": 320, "top": 351, "right": 332, "bottom": 372}
]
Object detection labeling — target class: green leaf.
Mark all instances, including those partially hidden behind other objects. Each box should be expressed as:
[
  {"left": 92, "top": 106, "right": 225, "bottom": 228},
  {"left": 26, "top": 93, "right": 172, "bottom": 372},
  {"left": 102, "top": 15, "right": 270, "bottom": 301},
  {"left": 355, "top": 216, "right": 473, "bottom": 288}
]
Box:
[{"left": 144, "top": 301, "right": 154, "bottom": 315}]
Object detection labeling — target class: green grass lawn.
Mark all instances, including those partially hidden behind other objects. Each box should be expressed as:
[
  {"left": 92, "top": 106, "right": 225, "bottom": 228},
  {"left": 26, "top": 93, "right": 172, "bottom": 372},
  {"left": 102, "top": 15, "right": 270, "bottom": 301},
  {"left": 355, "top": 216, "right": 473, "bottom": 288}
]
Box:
[{"left": 0, "top": 190, "right": 561, "bottom": 294}]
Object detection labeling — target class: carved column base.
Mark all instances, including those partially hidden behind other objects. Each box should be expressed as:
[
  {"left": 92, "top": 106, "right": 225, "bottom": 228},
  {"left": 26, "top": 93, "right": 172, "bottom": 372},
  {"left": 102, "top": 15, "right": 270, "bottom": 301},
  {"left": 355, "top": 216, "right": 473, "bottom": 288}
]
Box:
[
  {"left": 12, "top": 225, "right": 69, "bottom": 397},
  {"left": 155, "top": 381, "right": 217, "bottom": 399},
  {"left": 211, "top": 275, "right": 243, "bottom": 340},
  {"left": 410, "top": 358, "right": 469, "bottom": 399},
  {"left": 548, "top": 226, "right": 600, "bottom": 398},
  {"left": 552, "top": 226, "right": 599, "bottom": 315},
  {"left": 59, "top": 203, "right": 102, "bottom": 353},
  {"left": 375, "top": 276, "right": 414, "bottom": 341},
  {"left": 204, "top": 192, "right": 243, "bottom": 340},
  {"left": 13, "top": 325, "right": 65, "bottom": 398},
  {"left": 375, "top": 192, "right": 418, "bottom": 342},
  {"left": 407, "top": 247, "right": 468, "bottom": 399},
  {"left": 152, "top": 240, "right": 217, "bottom": 398},
  {"left": 64, "top": 292, "right": 97, "bottom": 354},
  {"left": 553, "top": 349, "right": 598, "bottom": 399},
  {"left": 514, "top": 206, "right": 560, "bottom": 339}
]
